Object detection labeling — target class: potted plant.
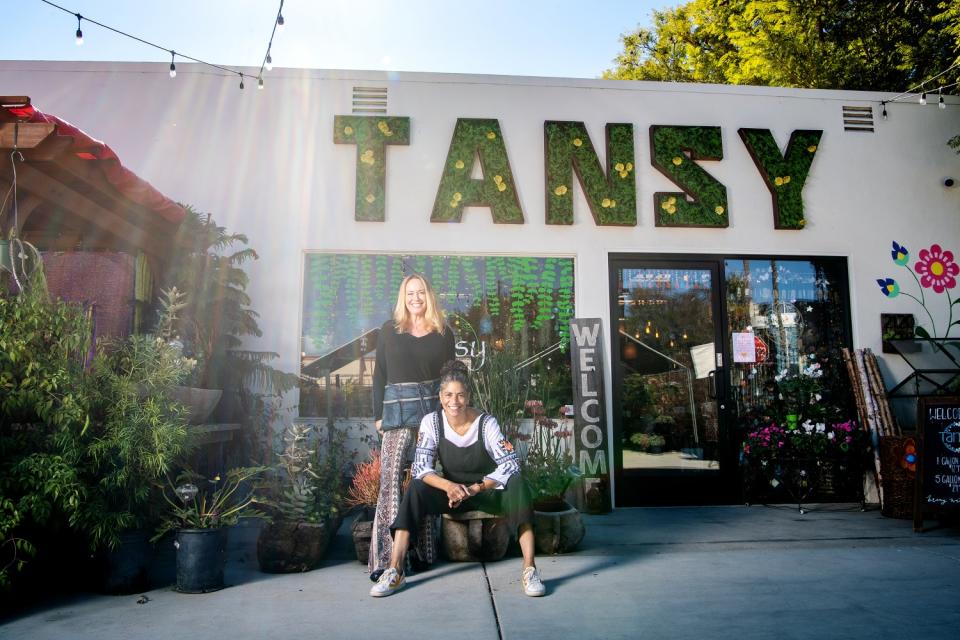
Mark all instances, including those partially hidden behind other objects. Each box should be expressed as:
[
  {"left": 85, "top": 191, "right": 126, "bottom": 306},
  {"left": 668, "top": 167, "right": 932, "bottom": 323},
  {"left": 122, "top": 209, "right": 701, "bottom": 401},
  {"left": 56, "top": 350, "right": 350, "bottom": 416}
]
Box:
[
  {"left": 154, "top": 466, "right": 268, "bottom": 593},
  {"left": 256, "top": 421, "right": 349, "bottom": 573},
  {"left": 345, "top": 449, "right": 381, "bottom": 563},
  {"left": 81, "top": 292, "right": 195, "bottom": 593},
  {"left": 522, "top": 401, "right": 585, "bottom": 554}
]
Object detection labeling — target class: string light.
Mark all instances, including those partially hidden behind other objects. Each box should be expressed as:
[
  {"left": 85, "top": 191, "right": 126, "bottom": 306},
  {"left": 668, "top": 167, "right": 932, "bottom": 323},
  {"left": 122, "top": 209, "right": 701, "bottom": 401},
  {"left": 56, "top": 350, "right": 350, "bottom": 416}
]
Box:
[
  {"left": 919, "top": 91, "right": 927, "bottom": 105},
  {"left": 41, "top": 0, "right": 281, "bottom": 92},
  {"left": 879, "top": 60, "right": 960, "bottom": 111},
  {"left": 881, "top": 102, "right": 888, "bottom": 120},
  {"left": 940, "top": 91, "right": 946, "bottom": 110},
  {"left": 258, "top": 76, "right": 264, "bottom": 90}
]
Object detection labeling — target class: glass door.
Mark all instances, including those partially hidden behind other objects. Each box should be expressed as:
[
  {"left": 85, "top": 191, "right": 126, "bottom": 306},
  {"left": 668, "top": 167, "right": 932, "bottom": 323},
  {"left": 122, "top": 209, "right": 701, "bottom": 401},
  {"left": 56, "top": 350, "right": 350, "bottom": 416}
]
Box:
[{"left": 610, "top": 256, "right": 734, "bottom": 505}]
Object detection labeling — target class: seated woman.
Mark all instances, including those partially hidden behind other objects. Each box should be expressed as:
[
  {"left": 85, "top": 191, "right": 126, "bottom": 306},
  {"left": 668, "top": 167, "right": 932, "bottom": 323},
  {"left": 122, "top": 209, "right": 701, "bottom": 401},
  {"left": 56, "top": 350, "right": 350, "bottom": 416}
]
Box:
[{"left": 369, "top": 359, "right": 545, "bottom": 598}]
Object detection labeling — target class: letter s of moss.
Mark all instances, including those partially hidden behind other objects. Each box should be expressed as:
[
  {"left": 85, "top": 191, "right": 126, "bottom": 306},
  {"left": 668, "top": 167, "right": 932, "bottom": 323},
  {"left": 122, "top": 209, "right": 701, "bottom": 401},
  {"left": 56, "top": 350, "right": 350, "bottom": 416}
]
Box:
[{"left": 650, "top": 125, "right": 728, "bottom": 228}]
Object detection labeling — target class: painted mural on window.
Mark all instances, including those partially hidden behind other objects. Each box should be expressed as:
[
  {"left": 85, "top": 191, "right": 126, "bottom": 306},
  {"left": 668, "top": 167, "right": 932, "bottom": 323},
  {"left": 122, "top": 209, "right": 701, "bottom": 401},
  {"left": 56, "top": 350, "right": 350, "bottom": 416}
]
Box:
[{"left": 299, "top": 254, "right": 575, "bottom": 418}]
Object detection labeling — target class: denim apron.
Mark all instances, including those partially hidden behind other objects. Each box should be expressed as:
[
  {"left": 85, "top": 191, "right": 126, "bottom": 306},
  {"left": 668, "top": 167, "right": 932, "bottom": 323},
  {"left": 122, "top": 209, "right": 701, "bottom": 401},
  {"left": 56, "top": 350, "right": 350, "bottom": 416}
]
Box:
[{"left": 380, "top": 379, "right": 440, "bottom": 431}]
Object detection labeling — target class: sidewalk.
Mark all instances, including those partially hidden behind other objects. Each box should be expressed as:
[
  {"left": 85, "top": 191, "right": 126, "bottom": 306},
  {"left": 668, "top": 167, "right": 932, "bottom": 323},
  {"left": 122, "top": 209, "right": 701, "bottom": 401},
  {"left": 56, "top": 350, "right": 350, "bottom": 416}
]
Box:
[{"left": 2, "top": 504, "right": 958, "bottom": 640}]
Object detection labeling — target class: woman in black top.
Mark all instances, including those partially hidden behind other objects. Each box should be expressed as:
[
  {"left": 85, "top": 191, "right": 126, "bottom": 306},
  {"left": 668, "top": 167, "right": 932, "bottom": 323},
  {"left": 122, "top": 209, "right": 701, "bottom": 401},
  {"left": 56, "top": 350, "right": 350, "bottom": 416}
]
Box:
[
  {"left": 368, "top": 274, "right": 455, "bottom": 581},
  {"left": 369, "top": 360, "right": 544, "bottom": 598}
]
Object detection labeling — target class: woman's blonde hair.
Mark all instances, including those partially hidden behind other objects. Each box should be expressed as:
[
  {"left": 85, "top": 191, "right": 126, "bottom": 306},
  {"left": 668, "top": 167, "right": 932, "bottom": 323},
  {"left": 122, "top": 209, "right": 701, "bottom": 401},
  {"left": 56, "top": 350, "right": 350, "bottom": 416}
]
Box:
[{"left": 393, "top": 274, "right": 446, "bottom": 334}]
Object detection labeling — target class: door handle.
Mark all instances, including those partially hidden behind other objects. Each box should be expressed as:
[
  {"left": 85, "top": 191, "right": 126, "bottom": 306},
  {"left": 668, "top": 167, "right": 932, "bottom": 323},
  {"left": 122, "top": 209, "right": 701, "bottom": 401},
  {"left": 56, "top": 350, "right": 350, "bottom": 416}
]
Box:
[{"left": 708, "top": 370, "right": 717, "bottom": 399}]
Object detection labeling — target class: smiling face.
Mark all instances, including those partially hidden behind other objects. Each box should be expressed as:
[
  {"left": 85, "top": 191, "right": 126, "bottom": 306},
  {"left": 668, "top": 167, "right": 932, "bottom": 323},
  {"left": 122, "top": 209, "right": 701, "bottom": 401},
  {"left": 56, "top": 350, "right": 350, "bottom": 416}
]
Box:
[
  {"left": 404, "top": 277, "right": 427, "bottom": 318},
  {"left": 440, "top": 380, "right": 470, "bottom": 421}
]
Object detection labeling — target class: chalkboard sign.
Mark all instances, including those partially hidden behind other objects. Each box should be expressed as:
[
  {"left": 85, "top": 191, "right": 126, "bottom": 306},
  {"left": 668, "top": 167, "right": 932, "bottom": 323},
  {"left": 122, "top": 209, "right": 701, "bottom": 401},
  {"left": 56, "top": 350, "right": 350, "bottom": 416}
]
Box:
[{"left": 915, "top": 397, "right": 960, "bottom": 530}]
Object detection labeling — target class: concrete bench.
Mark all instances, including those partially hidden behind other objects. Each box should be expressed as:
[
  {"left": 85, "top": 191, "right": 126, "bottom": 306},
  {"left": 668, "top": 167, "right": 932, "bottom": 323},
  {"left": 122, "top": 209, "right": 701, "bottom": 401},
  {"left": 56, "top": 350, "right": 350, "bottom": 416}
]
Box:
[{"left": 441, "top": 511, "right": 509, "bottom": 562}]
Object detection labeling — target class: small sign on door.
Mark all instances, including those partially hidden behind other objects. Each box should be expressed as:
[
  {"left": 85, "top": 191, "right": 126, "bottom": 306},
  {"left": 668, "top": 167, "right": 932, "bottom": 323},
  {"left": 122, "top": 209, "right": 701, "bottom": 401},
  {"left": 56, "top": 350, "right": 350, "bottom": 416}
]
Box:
[{"left": 733, "top": 331, "right": 756, "bottom": 363}]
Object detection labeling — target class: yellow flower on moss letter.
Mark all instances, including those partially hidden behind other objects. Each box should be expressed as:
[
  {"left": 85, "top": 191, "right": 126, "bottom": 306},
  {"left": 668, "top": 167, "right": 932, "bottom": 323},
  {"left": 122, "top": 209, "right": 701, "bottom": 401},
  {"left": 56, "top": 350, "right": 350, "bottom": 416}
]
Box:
[
  {"left": 807, "top": 145, "right": 817, "bottom": 153},
  {"left": 365, "top": 194, "right": 376, "bottom": 204},
  {"left": 486, "top": 131, "right": 496, "bottom": 140},
  {"left": 377, "top": 121, "right": 393, "bottom": 137},
  {"left": 672, "top": 156, "right": 683, "bottom": 166},
  {"left": 360, "top": 149, "right": 375, "bottom": 165},
  {"left": 343, "top": 126, "right": 354, "bottom": 136},
  {"left": 573, "top": 138, "right": 583, "bottom": 147},
  {"left": 454, "top": 160, "right": 465, "bottom": 170},
  {"left": 715, "top": 205, "right": 725, "bottom": 215},
  {"left": 554, "top": 185, "right": 568, "bottom": 196},
  {"left": 774, "top": 176, "right": 784, "bottom": 186}
]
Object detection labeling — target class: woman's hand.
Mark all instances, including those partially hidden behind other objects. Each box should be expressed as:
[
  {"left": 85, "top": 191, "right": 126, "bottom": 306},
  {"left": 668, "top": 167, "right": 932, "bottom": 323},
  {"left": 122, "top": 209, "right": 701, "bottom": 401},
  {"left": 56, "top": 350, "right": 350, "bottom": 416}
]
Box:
[{"left": 445, "top": 481, "right": 470, "bottom": 508}]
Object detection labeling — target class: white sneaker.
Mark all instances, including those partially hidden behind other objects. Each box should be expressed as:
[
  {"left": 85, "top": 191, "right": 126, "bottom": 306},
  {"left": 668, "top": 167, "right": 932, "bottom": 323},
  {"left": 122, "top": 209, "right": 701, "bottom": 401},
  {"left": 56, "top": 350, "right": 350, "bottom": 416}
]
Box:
[
  {"left": 521, "top": 566, "right": 545, "bottom": 597},
  {"left": 369, "top": 567, "right": 405, "bottom": 597}
]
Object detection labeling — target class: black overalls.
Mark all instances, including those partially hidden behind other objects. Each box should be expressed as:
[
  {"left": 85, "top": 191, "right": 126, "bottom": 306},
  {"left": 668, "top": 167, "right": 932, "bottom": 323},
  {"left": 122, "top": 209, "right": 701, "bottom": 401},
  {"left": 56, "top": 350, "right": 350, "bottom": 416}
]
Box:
[{"left": 390, "top": 412, "right": 533, "bottom": 542}]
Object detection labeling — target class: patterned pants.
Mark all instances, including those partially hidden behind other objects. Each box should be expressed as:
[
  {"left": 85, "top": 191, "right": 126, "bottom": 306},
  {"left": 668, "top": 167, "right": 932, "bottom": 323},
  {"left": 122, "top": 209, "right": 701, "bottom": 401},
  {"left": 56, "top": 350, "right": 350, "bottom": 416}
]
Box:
[{"left": 368, "top": 427, "right": 436, "bottom": 574}]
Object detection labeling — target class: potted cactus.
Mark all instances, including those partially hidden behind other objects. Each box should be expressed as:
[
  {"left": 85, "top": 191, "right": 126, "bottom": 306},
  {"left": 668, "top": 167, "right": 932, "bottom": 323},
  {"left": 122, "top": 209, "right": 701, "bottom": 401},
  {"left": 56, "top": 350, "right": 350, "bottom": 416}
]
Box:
[{"left": 346, "top": 449, "right": 381, "bottom": 563}]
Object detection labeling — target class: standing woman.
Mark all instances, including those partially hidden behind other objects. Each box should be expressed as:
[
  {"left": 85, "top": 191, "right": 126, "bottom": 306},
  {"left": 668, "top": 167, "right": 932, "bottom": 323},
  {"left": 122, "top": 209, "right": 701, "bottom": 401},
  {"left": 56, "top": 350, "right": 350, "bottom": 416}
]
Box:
[{"left": 369, "top": 274, "right": 455, "bottom": 581}]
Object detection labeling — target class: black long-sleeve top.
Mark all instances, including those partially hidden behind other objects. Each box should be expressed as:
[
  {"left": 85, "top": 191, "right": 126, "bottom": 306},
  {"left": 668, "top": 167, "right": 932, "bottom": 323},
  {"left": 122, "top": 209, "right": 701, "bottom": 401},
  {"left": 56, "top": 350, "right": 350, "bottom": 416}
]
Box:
[{"left": 372, "top": 320, "right": 456, "bottom": 421}]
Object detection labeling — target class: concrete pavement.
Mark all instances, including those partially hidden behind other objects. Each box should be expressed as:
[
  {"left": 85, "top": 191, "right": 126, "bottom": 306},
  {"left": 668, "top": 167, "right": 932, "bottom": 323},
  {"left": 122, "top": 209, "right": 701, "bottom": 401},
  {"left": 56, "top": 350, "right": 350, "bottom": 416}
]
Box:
[{"left": 2, "top": 504, "right": 958, "bottom": 640}]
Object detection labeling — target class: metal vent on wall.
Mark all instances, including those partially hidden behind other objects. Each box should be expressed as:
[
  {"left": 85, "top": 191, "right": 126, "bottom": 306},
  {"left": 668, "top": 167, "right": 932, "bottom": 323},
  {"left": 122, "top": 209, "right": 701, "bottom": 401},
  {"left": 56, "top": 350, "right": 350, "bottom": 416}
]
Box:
[
  {"left": 352, "top": 87, "right": 387, "bottom": 114},
  {"left": 842, "top": 105, "right": 874, "bottom": 132}
]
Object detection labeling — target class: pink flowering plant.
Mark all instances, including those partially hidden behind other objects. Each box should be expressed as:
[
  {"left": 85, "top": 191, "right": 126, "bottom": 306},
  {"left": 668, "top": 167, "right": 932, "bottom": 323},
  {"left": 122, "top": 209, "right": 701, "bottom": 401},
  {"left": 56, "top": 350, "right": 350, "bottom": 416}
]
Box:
[
  {"left": 742, "top": 419, "right": 865, "bottom": 466},
  {"left": 878, "top": 241, "right": 960, "bottom": 338},
  {"left": 519, "top": 400, "right": 582, "bottom": 508}
]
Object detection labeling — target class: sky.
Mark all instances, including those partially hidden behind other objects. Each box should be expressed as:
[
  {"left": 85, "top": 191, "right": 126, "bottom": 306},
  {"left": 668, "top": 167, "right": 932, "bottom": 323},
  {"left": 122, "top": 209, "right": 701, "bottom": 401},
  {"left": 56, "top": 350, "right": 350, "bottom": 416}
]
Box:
[{"left": 2, "top": 0, "right": 666, "bottom": 79}]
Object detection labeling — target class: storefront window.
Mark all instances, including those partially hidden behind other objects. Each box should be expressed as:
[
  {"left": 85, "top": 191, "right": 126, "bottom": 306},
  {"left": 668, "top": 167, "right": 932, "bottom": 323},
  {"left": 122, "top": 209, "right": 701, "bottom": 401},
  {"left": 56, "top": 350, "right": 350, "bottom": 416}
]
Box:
[
  {"left": 724, "top": 258, "right": 853, "bottom": 424},
  {"left": 299, "top": 254, "right": 575, "bottom": 418}
]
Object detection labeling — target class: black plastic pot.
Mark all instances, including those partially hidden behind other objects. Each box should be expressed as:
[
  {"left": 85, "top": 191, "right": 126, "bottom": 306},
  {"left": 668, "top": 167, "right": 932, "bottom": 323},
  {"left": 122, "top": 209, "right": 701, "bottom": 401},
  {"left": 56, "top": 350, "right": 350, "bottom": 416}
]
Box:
[
  {"left": 101, "top": 529, "right": 153, "bottom": 594},
  {"left": 175, "top": 528, "right": 227, "bottom": 593}
]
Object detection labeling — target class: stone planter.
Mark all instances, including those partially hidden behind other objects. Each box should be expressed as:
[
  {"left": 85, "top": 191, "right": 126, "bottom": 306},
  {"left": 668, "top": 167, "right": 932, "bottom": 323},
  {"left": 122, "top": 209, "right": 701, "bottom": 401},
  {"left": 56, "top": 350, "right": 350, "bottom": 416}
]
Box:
[
  {"left": 257, "top": 517, "right": 342, "bottom": 573},
  {"left": 441, "top": 510, "right": 509, "bottom": 562},
  {"left": 350, "top": 508, "right": 375, "bottom": 563},
  {"left": 169, "top": 386, "right": 223, "bottom": 425},
  {"left": 533, "top": 499, "right": 585, "bottom": 554}
]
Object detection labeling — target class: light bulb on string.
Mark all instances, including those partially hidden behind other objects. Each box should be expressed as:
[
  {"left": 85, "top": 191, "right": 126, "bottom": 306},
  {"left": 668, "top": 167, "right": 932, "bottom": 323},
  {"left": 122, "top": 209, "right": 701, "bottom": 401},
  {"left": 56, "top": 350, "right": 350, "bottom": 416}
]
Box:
[
  {"left": 75, "top": 14, "right": 83, "bottom": 46},
  {"left": 169, "top": 51, "right": 177, "bottom": 78},
  {"left": 265, "top": 51, "right": 273, "bottom": 71},
  {"left": 920, "top": 92, "right": 927, "bottom": 105},
  {"left": 277, "top": 3, "right": 285, "bottom": 33},
  {"left": 939, "top": 92, "right": 946, "bottom": 110},
  {"left": 881, "top": 103, "right": 887, "bottom": 120},
  {"left": 239, "top": 74, "right": 245, "bottom": 90},
  {"left": 258, "top": 76, "right": 264, "bottom": 90}
]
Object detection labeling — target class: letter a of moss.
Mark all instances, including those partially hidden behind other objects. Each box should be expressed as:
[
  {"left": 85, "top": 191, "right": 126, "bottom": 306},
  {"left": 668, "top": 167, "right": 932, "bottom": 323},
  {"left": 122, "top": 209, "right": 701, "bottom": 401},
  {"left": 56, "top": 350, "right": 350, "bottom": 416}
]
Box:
[
  {"left": 738, "top": 128, "right": 822, "bottom": 230},
  {"left": 431, "top": 119, "right": 524, "bottom": 224},
  {"left": 333, "top": 116, "right": 411, "bottom": 221},
  {"left": 544, "top": 121, "right": 636, "bottom": 226},
  {"left": 650, "top": 125, "right": 728, "bottom": 228}
]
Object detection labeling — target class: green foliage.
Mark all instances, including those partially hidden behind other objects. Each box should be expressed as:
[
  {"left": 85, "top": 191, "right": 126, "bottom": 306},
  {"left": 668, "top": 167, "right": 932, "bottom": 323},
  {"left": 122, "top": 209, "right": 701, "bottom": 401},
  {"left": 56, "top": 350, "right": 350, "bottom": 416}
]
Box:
[
  {"left": 265, "top": 421, "right": 352, "bottom": 525},
  {"left": 544, "top": 121, "right": 636, "bottom": 226},
  {"left": 650, "top": 126, "right": 728, "bottom": 227},
  {"left": 431, "top": 119, "right": 524, "bottom": 224},
  {"left": 604, "top": 0, "right": 958, "bottom": 92},
  {"left": 521, "top": 403, "right": 581, "bottom": 505},
  {"left": 333, "top": 116, "right": 411, "bottom": 221},
  {"left": 154, "top": 466, "right": 270, "bottom": 540},
  {"left": 629, "top": 432, "right": 665, "bottom": 451},
  {"left": 738, "top": 129, "right": 823, "bottom": 230},
  {"left": 164, "top": 206, "right": 299, "bottom": 398},
  {"left": 473, "top": 349, "right": 529, "bottom": 437}
]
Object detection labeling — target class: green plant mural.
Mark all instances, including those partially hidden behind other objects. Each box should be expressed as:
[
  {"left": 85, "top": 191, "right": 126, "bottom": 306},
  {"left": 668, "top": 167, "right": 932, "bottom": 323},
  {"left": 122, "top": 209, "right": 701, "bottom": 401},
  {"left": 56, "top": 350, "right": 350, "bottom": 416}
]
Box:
[
  {"left": 738, "top": 128, "right": 823, "bottom": 230},
  {"left": 544, "top": 121, "right": 636, "bottom": 226},
  {"left": 431, "top": 119, "right": 524, "bottom": 224},
  {"left": 301, "top": 254, "right": 575, "bottom": 357},
  {"left": 333, "top": 116, "right": 411, "bottom": 222},
  {"left": 649, "top": 125, "right": 728, "bottom": 228}
]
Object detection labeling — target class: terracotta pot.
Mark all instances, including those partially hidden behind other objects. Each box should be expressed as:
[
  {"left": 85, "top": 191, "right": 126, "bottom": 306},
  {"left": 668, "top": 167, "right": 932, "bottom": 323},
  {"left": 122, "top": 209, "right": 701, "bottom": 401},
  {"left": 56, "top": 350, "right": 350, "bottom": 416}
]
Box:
[
  {"left": 533, "top": 500, "right": 585, "bottom": 554},
  {"left": 169, "top": 386, "right": 223, "bottom": 425},
  {"left": 257, "top": 517, "right": 342, "bottom": 573}
]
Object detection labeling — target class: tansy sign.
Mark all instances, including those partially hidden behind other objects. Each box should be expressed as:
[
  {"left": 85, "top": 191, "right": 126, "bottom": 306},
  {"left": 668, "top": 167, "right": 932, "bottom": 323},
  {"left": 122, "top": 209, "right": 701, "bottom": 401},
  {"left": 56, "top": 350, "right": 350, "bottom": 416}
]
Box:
[{"left": 334, "top": 116, "right": 822, "bottom": 230}]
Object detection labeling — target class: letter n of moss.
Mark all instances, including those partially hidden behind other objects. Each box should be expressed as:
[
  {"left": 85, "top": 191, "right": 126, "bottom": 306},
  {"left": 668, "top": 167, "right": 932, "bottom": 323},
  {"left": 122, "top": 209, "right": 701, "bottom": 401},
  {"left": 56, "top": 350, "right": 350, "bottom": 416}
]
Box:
[
  {"left": 544, "top": 121, "right": 636, "bottom": 226},
  {"left": 738, "top": 128, "right": 822, "bottom": 230},
  {"left": 431, "top": 119, "right": 524, "bottom": 224},
  {"left": 333, "top": 116, "right": 411, "bottom": 222},
  {"left": 649, "top": 125, "right": 728, "bottom": 227}
]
